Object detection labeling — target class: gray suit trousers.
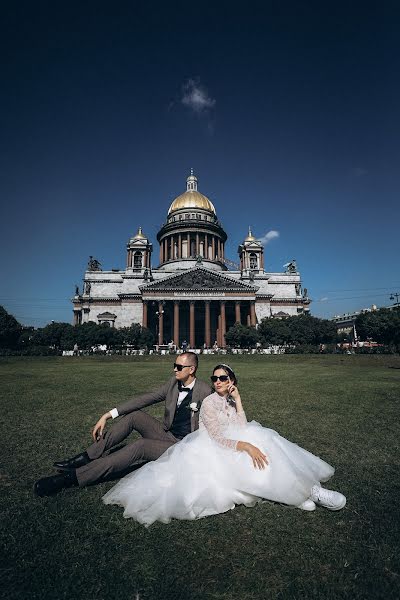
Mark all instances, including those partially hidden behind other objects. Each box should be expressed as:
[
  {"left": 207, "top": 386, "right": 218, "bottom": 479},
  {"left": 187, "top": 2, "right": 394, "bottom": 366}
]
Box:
[{"left": 76, "top": 411, "right": 178, "bottom": 487}]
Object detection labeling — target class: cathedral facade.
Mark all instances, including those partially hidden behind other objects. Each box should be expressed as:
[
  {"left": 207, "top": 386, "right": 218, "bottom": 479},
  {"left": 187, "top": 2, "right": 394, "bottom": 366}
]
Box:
[{"left": 72, "top": 172, "right": 310, "bottom": 347}]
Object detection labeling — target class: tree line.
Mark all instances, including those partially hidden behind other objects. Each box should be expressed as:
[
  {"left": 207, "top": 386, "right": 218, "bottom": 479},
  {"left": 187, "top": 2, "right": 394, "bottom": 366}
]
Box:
[
  {"left": 0, "top": 306, "right": 154, "bottom": 355},
  {"left": 1, "top": 305, "right": 399, "bottom": 354}
]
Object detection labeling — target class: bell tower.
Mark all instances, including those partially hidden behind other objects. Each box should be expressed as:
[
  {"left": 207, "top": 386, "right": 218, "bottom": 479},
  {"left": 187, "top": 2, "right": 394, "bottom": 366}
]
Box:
[
  {"left": 238, "top": 227, "right": 264, "bottom": 274},
  {"left": 126, "top": 227, "right": 153, "bottom": 274}
]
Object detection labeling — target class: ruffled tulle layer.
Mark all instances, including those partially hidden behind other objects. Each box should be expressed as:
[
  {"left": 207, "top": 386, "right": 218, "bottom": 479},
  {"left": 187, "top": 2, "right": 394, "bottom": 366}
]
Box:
[{"left": 102, "top": 421, "right": 334, "bottom": 526}]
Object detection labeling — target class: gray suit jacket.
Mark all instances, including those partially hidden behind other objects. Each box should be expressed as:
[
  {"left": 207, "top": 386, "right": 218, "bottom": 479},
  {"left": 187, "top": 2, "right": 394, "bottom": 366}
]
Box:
[{"left": 116, "top": 377, "right": 212, "bottom": 433}]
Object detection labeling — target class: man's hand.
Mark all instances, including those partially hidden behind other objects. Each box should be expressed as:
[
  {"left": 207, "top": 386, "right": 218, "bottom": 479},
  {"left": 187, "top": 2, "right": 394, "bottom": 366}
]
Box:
[
  {"left": 92, "top": 412, "right": 111, "bottom": 442},
  {"left": 237, "top": 441, "right": 269, "bottom": 469}
]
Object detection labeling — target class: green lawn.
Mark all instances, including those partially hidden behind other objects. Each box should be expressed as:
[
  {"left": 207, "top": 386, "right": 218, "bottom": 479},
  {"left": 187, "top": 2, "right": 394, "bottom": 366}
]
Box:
[{"left": 1, "top": 355, "right": 399, "bottom": 600}]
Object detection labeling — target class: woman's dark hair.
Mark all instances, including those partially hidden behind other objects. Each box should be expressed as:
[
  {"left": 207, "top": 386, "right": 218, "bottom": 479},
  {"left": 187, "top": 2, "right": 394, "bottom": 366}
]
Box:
[{"left": 212, "top": 364, "right": 238, "bottom": 385}]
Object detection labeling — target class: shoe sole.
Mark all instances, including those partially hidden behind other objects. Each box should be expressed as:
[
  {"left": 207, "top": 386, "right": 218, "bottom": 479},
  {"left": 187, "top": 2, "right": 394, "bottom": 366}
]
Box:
[{"left": 54, "top": 465, "right": 76, "bottom": 472}]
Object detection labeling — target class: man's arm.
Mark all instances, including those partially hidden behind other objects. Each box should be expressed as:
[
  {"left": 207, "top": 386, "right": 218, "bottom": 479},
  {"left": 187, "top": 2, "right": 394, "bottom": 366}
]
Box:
[
  {"left": 116, "top": 379, "right": 172, "bottom": 415},
  {"left": 92, "top": 379, "right": 173, "bottom": 441}
]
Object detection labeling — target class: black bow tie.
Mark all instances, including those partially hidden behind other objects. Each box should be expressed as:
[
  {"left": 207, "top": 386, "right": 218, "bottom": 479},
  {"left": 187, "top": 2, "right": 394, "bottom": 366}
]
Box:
[{"left": 178, "top": 383, "right": 191, "bottom": 393}]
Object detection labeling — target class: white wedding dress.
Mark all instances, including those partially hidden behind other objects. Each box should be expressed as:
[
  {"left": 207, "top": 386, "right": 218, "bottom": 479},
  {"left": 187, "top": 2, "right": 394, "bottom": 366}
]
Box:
[{"left": 102, "top": 392, "right": 335, "bottom": 526}]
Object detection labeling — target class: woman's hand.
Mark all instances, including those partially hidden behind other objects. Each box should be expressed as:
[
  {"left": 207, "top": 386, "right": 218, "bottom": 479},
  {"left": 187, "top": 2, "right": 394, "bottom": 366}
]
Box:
[
  {"left": 92, "top": 412, "right": 111, "bottom": 441},
  {"left": 237, "top": 441, "right": 269, "bottom": 469},
  {"left": 227, "top": 383, "right": 240, "bottom": 402}
]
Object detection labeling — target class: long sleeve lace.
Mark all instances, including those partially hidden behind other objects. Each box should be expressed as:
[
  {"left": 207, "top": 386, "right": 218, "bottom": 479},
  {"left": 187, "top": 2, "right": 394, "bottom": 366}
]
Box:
[{"left": 199, "top": 393, "right": 247, "bottom": 450}]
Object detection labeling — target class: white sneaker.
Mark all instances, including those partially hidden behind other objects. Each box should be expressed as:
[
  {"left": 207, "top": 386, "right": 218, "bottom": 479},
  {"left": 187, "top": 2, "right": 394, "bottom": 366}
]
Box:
[
  {"left": 298, "top": 499, "right": 316, "bottom": 511},
  {"left": 310, "top": 485, "right": 346, "bottom": 510}
]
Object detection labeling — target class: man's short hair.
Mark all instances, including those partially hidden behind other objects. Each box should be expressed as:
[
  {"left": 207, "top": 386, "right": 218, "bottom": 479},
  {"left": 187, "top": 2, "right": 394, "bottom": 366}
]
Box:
[{"left": 181, "top": 351, "right": 198, "bottom": 371}]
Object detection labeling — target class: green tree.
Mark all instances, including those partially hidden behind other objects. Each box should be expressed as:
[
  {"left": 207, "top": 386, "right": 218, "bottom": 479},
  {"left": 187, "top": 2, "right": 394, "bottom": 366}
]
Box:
[
  {"left": 355, "top": 307, "right": 400, "bottom": 349},
  {"left": 225, "top": 323, "right": 259, "bottom": 348},
  {"left": 0, "top": 306, "right": 22, "bottom": 348},
  {"left": 257, "top": 318, "right": 291, "bottom": 345},
  {"left": 258, "top": 314, "right": 337, "bottom": 347},
  {"left": 138, "top": 327, "right": 155, "bottom": 349},
  {"left": 31, "top": 322, "right": 74, "bottom": 349}
]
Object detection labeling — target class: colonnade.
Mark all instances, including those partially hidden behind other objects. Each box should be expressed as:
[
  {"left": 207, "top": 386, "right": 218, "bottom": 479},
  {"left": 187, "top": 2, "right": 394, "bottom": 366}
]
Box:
[
  {"left": 159, "top": 232, "right": 224, "bottom": 263},
  {"left": 142, "top": 299, "right": 257, "bottom": 348}
]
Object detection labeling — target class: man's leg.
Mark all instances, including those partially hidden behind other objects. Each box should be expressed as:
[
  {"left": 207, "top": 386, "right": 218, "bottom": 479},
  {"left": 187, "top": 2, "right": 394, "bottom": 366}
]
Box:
[
  {"left": 76, "top": 436, "right": 175, "bottom": 487},
  {"left": 35, "top": 411, "right": 176, "bottom": 496},
  {"left": 55, "top": 410, "right": 170, "bottom": 469},
  {"left": 86, "top": 410, "right": 172, "bottom": 459}
]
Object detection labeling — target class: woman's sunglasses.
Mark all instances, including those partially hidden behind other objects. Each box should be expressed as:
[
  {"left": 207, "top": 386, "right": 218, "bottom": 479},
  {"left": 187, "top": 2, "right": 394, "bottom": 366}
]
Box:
[
  {"left": 173, "top": 363, "right": 190, "bottom": 371},
  {"left": 211, "top": 375, "right": 230, "bottom": 382}
]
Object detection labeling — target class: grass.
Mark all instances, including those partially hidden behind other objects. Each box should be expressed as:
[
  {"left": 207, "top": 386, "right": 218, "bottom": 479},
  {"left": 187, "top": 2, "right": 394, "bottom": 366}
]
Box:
[{"left": 1, "top": 354, "right": 399, "bottom": 600}]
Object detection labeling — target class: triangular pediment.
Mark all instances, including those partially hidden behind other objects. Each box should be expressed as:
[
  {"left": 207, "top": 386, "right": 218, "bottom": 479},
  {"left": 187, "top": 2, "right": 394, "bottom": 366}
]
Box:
[{"left": 140, "top": 267, "right": 258, "bottom": 292}]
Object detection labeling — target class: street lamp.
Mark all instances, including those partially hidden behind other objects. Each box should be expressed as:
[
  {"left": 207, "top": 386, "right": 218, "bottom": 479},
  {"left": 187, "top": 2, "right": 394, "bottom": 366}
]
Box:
[
  {"left": 389, "top": 293, "right": 399, "bottom": 306},
  {"left": 155, "top": 303, "right": 165, "bottom": 346}
]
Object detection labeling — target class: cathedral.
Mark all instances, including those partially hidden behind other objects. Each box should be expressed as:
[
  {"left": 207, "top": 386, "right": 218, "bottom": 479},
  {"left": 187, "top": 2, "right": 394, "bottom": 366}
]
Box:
[{"left": 72, "top": 171, "right": 310, "bottom": 347}]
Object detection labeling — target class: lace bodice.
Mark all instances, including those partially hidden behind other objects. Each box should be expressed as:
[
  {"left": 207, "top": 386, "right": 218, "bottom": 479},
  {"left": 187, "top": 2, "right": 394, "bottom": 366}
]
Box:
[{"left": 199, "top": 392, "right": 247, "bottom": 450}]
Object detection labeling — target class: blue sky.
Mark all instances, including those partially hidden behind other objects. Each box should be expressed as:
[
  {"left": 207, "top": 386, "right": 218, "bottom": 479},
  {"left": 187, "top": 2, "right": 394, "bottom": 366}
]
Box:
[{"left": 1, "top": 1, "right": 399, "bottom": 327}]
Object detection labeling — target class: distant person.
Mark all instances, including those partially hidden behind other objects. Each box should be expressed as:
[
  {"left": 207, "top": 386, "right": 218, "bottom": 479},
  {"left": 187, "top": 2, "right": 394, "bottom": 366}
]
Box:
[
  {"left": 103, "top": 363, "right": 346, "bottom": 525},
  {"left": 181, "top": 340, "right": 188, "bottom": 352},
  {"left": 34, "top": 352, "right": 211, "bottom": 496}
]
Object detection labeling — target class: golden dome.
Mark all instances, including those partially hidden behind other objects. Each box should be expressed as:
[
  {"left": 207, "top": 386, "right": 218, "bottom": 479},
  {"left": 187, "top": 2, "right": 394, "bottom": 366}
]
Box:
[
  {"left": 168, "top": 190, "right": 216, "bottom": 214},
  {"left": 132, "top": 226, "right": 146, "bottom": 239},
  {"left": 168, "top": 171, "right": 216, "bottom": 215},
  {"left": 244, "top": 227, "right": 256, "bottom": 242}
]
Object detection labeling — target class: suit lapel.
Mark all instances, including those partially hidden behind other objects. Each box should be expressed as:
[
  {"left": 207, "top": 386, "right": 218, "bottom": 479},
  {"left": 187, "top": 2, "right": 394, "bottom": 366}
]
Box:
[{"left": 165, "top": 379, "right": 179, "bottom": 428}]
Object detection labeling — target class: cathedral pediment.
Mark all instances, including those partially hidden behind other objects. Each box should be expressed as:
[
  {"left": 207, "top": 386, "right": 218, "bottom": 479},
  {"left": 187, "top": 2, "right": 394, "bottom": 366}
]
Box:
[{"left": 140, "top": 267, "right": 258, "bottom": 292}]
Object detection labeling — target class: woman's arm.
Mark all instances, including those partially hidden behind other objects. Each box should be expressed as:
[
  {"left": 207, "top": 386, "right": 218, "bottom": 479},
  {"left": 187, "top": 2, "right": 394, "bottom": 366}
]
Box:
[
  {"left": 227, "top": 383, "right": 246, "bottom": 424},
  {"left": 200, "top": 396, "right": 240, "bottom": 450},
  {"left": 228, "top": 384, "right": 268, "bottom": 469},
  {"left": 236, "top": 441, "right": 269, "bottom": 469}
]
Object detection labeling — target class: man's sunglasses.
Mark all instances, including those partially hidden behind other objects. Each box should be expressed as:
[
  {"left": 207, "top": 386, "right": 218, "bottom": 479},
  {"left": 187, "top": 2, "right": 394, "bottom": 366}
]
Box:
[
  {"left": 211, "top": 375, "right": 230, "bottom": 382},
  {"left": 173, "top": 363, "right": 191, "bottom": 371}
]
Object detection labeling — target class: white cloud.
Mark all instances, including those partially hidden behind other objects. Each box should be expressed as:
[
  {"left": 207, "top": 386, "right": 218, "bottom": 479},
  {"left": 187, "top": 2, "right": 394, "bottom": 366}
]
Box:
[
  {"left": 319, "top": 297, "right": 329, "bottom": 302},
  {"left": 258, "top": 230, "right": 279, "bottom": 245},
  {"left": 181, "top": 78, "right": 216, "bottom": 114}
]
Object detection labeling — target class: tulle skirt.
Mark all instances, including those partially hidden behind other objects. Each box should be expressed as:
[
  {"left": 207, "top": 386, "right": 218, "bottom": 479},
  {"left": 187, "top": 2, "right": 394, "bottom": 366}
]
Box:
[{"left": 102, "top": 421, "right": 334, "bottom": 526}]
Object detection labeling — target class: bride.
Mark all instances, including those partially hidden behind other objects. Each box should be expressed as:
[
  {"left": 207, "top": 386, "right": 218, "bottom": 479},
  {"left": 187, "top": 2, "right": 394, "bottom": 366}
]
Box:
[{"left": 103, "top": 364, "right": 346, "bottom": 525}]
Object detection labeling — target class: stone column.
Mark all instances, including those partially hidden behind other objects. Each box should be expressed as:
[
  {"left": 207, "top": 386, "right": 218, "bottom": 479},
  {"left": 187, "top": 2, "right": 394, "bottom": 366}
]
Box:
[
  {"left": 158, "top": 301, "right": 164, "bottom": 345},
  {"left": 220, "top": 301, "right": 226, "bottom": 347},
  {"left": 204, "top": 300, "right": 211, "bottom": 347},
  {"left": 212, "top": 236, "right": 215, "bottom": 260},
  {"left": 189, "top": 301, "right": 195, "bottom": 348},
  {"left": 204, "top": 233, "right": 208, "bottom": 259},
  {"left": 159, "top": 241, "right": 163, "bottom": 264},
  {"left": 196, "top": 232, "right": 199, "bottom": 256},
  {"left": 250, "top": 301, "right": 256, "bottom": 326},
  {"left": 187, "top": 232, "right": 190, "bottom": 257},
  {"left": 235, "top": 301, "right": 241, "bottom": 323},
  {"left": 173, "top": 301, "right": 180, "bottom": 346},
  {"left": 142, "top": 301, "right": 148, "bottom": 328},
  {"left": 178, "top": 233, "right": 182, "bottom": 259}
]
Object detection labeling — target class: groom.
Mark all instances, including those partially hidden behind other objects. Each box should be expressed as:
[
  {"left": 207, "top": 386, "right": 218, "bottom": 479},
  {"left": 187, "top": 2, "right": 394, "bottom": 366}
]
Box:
[{"left": 34, "top": 352, "right": 211, "bottom": 496}]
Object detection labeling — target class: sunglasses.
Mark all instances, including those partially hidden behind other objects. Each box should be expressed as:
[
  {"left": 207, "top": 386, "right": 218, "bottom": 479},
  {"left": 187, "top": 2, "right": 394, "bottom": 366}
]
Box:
[
  {"left": 211, "top": 375, "right": 230, "bottom": 382},
  {"left": 173, "top": 363, "right": 191, "bottom": 371}
]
